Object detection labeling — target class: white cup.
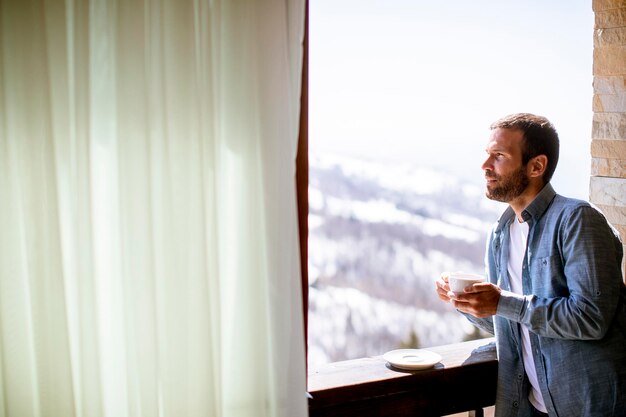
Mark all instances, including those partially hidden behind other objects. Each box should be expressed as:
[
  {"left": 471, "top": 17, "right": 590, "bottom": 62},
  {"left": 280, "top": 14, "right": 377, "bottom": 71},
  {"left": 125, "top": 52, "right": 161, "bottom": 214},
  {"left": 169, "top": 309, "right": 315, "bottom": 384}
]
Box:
[{"left": 448, "top": 272, "right": 485, "bottom": 294}]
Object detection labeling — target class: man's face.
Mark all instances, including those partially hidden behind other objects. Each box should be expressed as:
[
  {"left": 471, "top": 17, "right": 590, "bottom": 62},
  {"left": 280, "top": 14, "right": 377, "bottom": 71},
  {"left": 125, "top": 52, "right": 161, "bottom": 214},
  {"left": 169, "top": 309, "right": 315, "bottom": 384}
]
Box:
[{"left": 481, "top": 128, "right": 529, "bottom": 203}]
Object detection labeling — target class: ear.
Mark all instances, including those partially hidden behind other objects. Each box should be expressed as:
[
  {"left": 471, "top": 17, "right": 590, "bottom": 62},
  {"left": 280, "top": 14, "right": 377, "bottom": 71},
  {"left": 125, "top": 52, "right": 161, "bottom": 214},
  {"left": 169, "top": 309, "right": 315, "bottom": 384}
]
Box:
[{"left": 527, "top": 155, "right": 548, "bottom": 179}]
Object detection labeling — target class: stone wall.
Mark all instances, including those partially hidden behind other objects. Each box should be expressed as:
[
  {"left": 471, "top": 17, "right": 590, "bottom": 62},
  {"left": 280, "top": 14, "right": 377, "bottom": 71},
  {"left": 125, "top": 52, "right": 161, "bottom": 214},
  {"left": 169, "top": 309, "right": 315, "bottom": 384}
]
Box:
[{"left": 591, "top": 0, "right": 626, "bottom": 278}]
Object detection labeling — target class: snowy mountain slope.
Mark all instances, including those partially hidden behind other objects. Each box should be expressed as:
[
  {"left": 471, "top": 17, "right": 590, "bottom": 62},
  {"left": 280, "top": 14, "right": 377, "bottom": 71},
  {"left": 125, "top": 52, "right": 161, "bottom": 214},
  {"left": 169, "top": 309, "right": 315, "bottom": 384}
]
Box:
[{"left": 308, "top": 152, "right": 503, "bottom": 366}]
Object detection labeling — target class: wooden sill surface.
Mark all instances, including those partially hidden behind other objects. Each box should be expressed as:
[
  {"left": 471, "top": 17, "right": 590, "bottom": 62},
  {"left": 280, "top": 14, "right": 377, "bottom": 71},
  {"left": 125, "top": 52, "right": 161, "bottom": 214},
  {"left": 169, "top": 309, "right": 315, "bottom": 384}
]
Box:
[{"left": 308, "top": 338, "right": 497, "bottom": 417}]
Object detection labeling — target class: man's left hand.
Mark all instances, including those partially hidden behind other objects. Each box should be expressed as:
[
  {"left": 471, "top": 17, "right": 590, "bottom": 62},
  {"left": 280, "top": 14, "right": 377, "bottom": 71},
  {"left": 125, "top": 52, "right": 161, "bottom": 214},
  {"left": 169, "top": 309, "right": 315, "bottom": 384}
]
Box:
[{"left": 449, "top": 282, "right": 501, "bottom": 318}]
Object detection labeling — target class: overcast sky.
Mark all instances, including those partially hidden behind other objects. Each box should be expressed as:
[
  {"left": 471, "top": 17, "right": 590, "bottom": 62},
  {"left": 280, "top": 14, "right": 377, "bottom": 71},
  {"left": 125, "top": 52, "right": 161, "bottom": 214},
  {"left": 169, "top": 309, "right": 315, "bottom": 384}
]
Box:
[{"left": 310, "top": 0, "right": 594, "bottom": 199}]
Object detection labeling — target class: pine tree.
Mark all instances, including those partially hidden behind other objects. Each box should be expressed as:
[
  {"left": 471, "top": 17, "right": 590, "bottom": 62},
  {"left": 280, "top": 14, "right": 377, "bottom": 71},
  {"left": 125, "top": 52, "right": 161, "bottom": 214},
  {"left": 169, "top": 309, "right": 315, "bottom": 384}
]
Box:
[{"left": 398, "top": 330, "right": 421, "bottom": 349}]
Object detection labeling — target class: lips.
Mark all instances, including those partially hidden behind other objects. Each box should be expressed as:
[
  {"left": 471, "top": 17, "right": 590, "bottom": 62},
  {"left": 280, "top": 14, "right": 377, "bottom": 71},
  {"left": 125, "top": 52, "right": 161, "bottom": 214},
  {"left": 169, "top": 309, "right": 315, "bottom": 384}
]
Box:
[
  {"left": 485, "top": 175, "right": 498, "bottom": 190},
  {"left": 485, "top": 171, "right": 498, "bottom": 184}
]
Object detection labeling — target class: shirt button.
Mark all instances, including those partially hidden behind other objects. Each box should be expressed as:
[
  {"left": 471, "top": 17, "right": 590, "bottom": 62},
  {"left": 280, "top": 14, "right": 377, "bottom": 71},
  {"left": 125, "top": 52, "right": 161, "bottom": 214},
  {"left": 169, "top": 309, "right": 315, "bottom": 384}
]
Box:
[
  {"left": 513, "top": 401, "right": 519, "bottom": 408},
  {"left": 517, "top": 373, "right": 523, "bottom": 380}
]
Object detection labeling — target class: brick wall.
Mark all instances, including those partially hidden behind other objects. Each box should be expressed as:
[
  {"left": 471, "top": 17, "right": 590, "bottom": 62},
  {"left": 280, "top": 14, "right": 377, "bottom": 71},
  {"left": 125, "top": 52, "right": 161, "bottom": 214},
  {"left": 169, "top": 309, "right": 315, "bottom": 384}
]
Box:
[{"left": 591, "top": 0, "right": 626, "bottom": 278}]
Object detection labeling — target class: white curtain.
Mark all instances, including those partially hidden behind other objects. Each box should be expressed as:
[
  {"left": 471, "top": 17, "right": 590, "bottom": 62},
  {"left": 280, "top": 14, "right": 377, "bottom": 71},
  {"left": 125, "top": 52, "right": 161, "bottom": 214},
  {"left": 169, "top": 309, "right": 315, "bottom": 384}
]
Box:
[{"left": 0, "top": 0, "right": 307, "bottom": 416}]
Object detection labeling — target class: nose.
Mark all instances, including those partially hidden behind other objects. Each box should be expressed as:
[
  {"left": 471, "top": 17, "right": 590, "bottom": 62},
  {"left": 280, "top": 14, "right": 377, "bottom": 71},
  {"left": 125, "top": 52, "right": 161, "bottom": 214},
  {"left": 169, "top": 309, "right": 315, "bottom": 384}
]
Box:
[{"left": 481, "top": 155, "right": 492, "bottom": 172}]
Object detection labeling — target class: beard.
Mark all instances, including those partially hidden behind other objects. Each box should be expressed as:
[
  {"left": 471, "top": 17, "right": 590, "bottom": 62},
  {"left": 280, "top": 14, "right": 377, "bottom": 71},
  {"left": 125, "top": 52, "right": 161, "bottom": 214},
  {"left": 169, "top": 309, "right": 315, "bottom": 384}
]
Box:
[{"left": 485, "top": 165, "right": 529, "bottom": 203}]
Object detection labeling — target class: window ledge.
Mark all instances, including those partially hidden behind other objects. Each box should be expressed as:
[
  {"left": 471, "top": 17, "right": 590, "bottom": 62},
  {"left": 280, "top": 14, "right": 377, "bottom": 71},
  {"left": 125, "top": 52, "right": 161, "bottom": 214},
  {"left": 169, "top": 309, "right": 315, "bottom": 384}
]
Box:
[{"left": 308, "top": 338, "right": 497, "bottom": 417}]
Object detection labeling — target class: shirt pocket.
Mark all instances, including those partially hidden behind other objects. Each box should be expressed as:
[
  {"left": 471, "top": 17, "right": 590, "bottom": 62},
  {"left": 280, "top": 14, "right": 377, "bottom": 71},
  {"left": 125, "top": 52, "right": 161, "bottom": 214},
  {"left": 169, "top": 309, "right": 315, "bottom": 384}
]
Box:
[{"left": 530, "top": 254, "right": 568, "bottom": 297}]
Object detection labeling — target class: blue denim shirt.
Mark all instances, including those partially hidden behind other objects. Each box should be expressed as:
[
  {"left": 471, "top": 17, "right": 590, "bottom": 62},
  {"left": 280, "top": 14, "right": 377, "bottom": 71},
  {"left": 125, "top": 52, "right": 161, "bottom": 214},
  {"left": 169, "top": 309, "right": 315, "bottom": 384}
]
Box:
[{"left": 466, "top": 184, "right": 626, "bottom": 417}]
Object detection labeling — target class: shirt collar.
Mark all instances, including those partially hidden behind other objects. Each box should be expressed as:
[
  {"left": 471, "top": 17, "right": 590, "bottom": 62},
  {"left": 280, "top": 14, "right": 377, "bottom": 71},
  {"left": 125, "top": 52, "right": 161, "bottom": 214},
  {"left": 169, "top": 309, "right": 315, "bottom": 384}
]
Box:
[{"left": 495, "top": 183, "right": 557, "bottom": 232}]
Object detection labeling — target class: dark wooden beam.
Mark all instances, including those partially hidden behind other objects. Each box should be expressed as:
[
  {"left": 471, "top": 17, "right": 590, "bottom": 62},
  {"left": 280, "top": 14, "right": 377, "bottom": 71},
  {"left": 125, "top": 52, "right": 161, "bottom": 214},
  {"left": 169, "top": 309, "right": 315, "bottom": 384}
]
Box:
[
  {"left": 308, "top": 338, "right": 497, "bottom": 417},
  {"left": 296, "top": 0, "right": 309, "bottom": 354}
]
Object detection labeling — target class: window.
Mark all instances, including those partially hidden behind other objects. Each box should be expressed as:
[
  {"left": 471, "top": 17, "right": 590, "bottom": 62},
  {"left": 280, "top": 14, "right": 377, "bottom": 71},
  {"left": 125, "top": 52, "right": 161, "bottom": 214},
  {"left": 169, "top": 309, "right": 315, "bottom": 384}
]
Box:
[{"left": 307, "top": 0, "right": 593, "bottom": 367}]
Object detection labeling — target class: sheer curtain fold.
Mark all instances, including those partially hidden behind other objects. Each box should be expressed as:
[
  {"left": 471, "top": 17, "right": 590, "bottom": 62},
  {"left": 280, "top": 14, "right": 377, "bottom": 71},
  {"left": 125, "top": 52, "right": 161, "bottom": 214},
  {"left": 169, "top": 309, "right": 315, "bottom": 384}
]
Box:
[{"left": 0, "top": 1, "right": 307, "bottom": 417}]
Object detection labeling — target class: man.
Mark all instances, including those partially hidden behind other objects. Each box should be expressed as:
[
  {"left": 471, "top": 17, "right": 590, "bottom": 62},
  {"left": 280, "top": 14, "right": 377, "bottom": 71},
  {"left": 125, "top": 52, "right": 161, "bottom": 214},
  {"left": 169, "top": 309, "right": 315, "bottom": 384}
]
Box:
[{"left": 435, "top": 113, "right": 626, "bottom": 417}]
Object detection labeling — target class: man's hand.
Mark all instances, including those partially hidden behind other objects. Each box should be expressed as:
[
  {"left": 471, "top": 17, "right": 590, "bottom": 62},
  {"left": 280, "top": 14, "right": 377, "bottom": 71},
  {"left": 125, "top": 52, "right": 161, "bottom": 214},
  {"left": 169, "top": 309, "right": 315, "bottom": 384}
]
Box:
[
  {"left": 449, "top": 282, "right": 501, "bottom": 318},
  {"left": 435, "top": 272, "right": 453, "bottom": 303}
]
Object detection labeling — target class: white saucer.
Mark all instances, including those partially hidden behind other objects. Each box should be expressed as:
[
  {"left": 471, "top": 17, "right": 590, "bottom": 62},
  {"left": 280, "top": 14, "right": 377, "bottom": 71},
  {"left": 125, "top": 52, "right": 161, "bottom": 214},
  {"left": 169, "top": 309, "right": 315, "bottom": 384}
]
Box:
[{"left": 383, "top": 349, "right": 442, "bottom": 370}]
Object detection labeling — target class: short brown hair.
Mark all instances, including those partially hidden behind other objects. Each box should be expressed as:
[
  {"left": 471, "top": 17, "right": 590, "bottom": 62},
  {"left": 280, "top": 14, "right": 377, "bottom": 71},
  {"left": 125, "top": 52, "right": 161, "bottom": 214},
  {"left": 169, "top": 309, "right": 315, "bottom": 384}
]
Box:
[{"left": 490, "top": 113, "right": 560, "bottom": 184}]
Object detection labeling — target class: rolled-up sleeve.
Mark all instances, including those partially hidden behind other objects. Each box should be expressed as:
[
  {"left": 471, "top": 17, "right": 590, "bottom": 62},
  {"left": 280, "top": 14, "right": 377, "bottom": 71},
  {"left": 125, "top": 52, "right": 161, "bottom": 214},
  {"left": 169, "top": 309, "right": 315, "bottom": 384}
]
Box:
[{"left": 500, "top": 205, "right": 624, "bottom": 340}]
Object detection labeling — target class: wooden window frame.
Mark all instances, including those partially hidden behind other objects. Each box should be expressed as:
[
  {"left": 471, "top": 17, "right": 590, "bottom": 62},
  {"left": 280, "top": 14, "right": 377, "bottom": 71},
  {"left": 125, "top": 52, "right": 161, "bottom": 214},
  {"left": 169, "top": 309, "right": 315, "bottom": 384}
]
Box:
[{"left": 296, "top": 4, "right": 497, "bottom": 415}]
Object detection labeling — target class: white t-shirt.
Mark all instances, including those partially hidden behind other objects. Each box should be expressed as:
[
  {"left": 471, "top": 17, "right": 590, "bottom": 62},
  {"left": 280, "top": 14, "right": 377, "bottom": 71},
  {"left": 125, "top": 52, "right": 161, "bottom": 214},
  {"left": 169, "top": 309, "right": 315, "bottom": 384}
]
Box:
[{"left": 508, "top": 218, "right": 548, "bottom": 413}]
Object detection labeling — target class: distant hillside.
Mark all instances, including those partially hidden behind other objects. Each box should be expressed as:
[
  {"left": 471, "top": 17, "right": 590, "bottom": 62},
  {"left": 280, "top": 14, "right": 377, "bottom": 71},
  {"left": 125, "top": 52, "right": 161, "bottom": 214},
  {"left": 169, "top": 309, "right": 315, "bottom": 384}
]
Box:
[{"left": 308, "top": 153, "right": 503, "bottom": 366}]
